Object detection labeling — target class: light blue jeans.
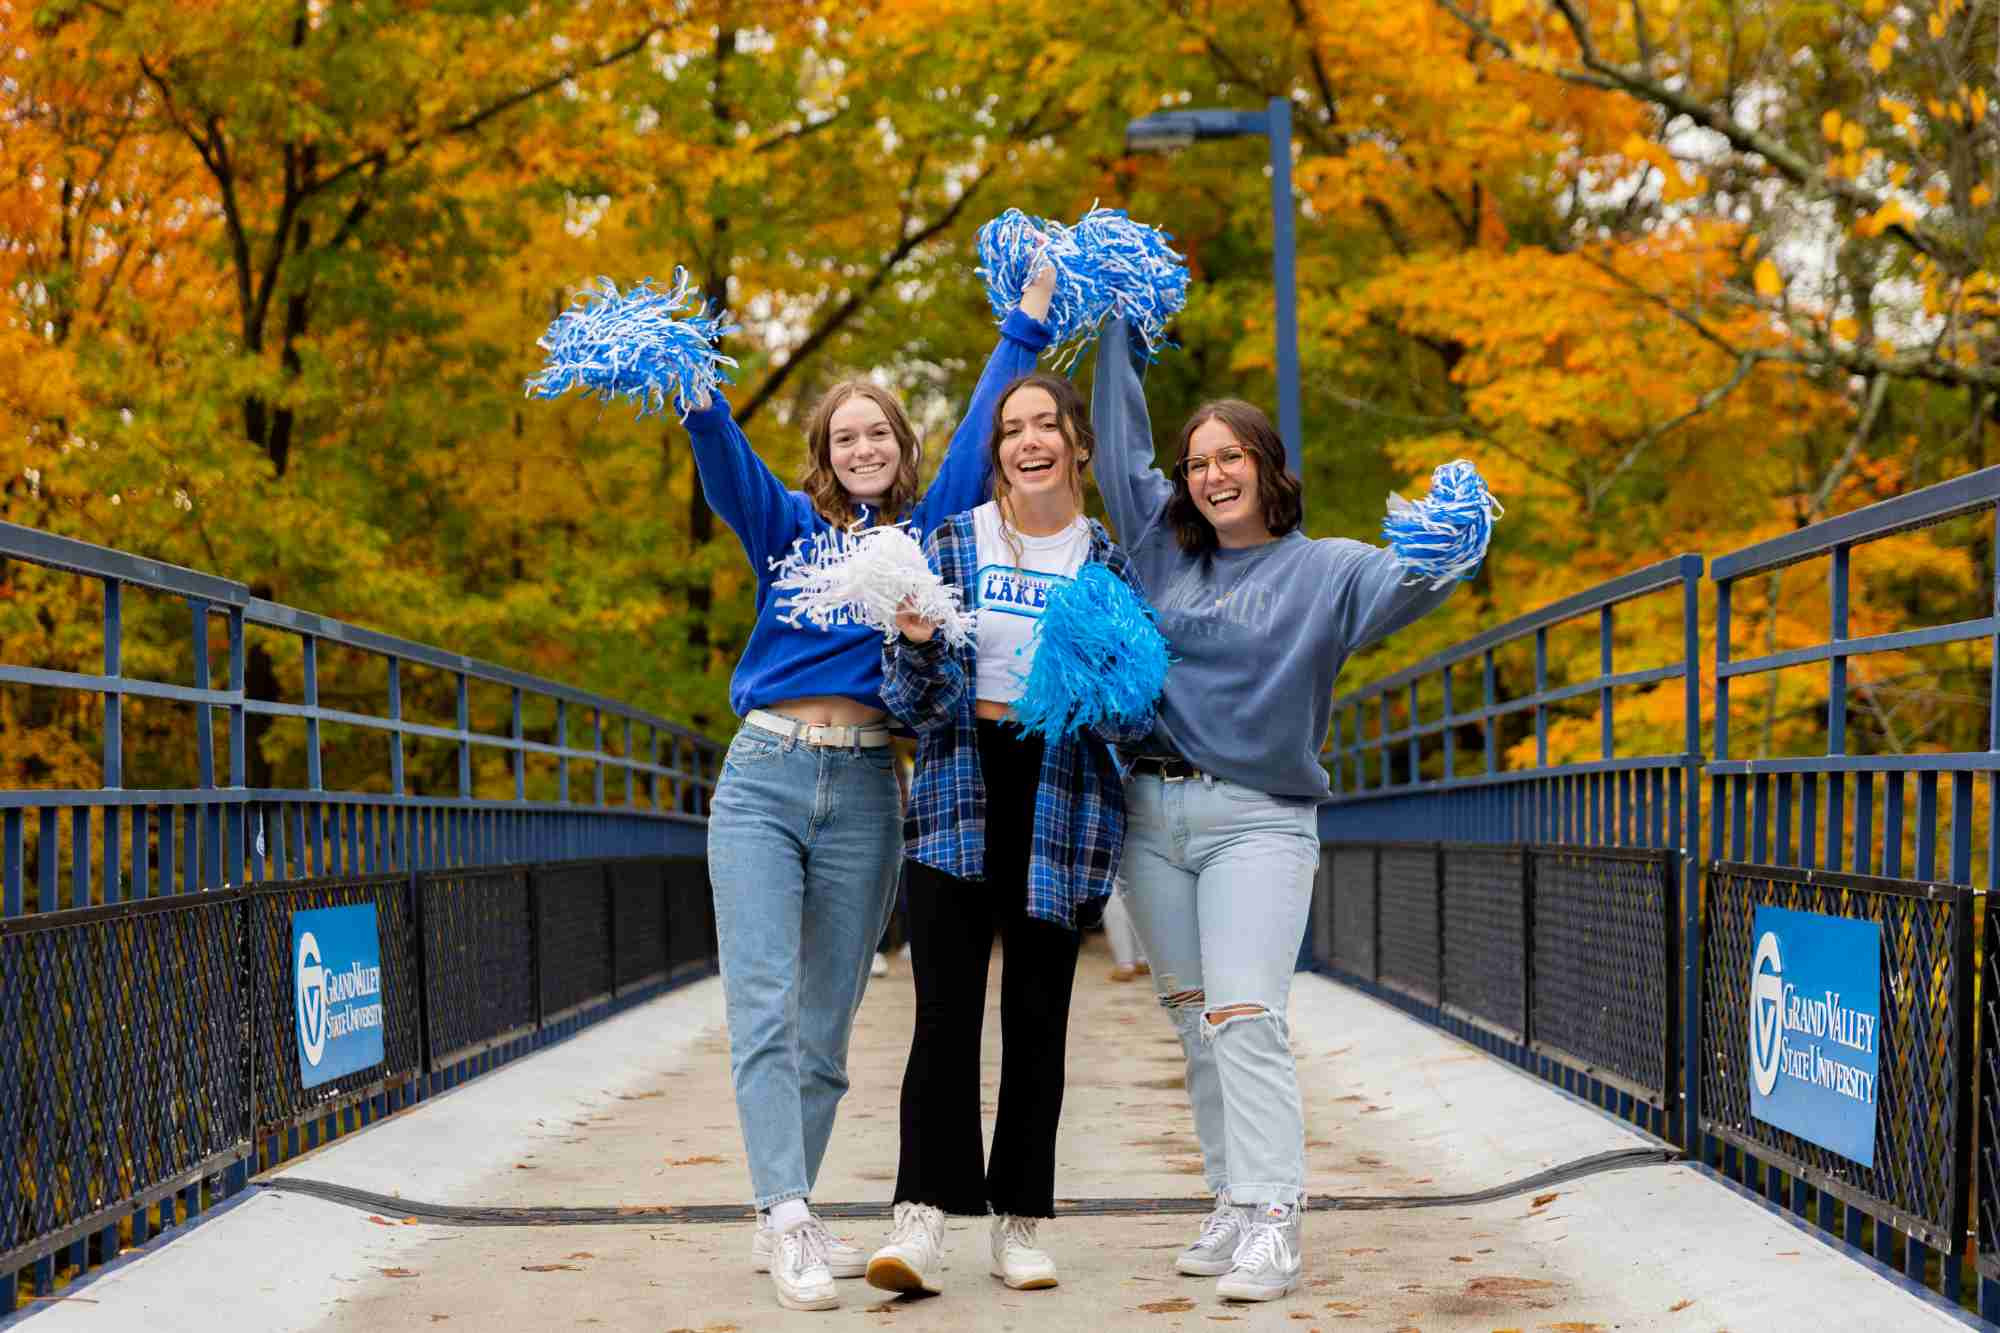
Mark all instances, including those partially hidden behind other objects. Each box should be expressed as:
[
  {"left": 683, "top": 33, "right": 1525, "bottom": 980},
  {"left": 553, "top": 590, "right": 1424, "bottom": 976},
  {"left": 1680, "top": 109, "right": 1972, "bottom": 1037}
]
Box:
[
  {"left": 707, "top": 721, "right": 902, "bottom": 1209},
  {"left": 1119, "top": 773, "right": 1320, "bottom": 1207}
]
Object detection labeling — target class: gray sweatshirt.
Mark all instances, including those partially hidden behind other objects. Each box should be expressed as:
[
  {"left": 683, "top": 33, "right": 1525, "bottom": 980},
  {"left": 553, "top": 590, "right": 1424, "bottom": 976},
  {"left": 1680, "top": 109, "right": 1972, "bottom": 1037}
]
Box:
[{"left": 1090, "top": 319, "right": 1458, "bottom": 802}]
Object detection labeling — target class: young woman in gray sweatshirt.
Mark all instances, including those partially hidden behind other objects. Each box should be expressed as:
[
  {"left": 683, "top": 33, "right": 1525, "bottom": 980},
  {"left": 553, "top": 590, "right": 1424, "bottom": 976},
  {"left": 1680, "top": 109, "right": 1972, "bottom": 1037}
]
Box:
[{"left": 1088, "top": 316, "right": 1483, "bottom": 1304}]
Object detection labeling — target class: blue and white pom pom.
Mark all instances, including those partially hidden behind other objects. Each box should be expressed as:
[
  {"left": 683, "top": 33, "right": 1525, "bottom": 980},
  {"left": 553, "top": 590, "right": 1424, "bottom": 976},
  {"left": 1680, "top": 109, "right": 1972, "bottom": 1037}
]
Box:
[
  {"left": 768, "top": 524, "right": 973, "bottom": 648},
  {"left": 1010, "top": 563, "right": 1172, "bottom": 742},
  {"left": 975, "top": 205, "right": 1188, "bottom": 366},
  {"left": 1382, "top": 460, "right": 1502, "bottom": 588},
  {"left": 524, "top": 267, "right": 738, "bottom": 420}
]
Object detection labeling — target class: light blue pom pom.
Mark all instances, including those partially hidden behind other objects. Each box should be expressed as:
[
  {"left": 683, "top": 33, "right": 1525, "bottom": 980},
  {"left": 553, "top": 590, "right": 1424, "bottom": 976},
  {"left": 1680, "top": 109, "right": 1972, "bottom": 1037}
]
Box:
[
  {"left": 975, "top": 205, "right": 1188, "bottom": 368},
  {"left": 1009, "top": 563, "right": 1172, "bottom": 743},
  {"left": 1382, "top": 460, "right": 1502, "bottom": 588},
  {"left": 525, "top": 267, "right": 739, "bottom": 420}
]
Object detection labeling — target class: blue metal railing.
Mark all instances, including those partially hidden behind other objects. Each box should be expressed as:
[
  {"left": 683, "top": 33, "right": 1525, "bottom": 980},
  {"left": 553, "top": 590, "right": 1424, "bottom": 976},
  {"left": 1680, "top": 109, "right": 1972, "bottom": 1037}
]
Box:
[
  {"left": 1, "top": 519, "right": 726, "bottom": 1312},
  {"left": 0, "top": 519, "right": 721, "bottom": 918},
  {"left": 1707, "top": 466, "right": 2000, "bottom": 1312}
]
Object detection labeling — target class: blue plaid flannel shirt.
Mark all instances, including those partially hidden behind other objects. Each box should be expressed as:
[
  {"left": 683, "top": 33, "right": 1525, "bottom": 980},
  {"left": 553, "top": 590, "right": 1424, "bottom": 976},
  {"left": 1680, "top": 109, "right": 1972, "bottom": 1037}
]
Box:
[{"left": 882, "top": 512, "right": 1157, "bottom": 929}]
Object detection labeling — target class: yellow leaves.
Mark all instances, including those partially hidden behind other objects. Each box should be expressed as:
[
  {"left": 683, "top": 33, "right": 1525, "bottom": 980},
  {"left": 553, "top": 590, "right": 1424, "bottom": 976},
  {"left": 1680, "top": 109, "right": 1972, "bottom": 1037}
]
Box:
[
  {"left": 1925, "top": 183, "right": 1949, "bottom": 206},
  {"left": 1821, "top": 110, "right": 1844, "bottom": 142},
  {"left": 1866, "top": 23, "right": 1899, "bottom": 71},
  {"left": 1855, "top": 199, "right": 1917, "bottom": 237},
  {"left": 1861, "top": 0, "right": 1887, "bottom": 17},
  {"left": 1975, "top": 88, "right": 1990, "bottom": 122},
  {"left": 1832, "top": 317, "right": 1860, "bottom": 342},
  {"left": 1975, "top": 184, "right": 1994, "bottom": 208},
  {"left": 1840, "top": 121, "right": 1866, "bottom": 151},
  {"left": 1753, "top": 259, "right": 1784, "bottom": 298},
  {"left": 1878, "top": 97, "right": 1914, "bottom": 128}
]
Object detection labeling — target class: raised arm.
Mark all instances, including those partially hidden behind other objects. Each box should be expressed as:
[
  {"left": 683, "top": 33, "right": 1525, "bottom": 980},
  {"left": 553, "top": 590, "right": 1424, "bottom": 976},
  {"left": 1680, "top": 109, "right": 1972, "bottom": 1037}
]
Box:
[
  {"left": 679, "top": 390, "right": 803, "bottom": 572},
  {"left": 1324, "top": 538, "right": 1458, "bottom": 655},
  {"left": 1088, "top": 317, "right": 1175, "bottom": 549},
  {"left": 911, "top": 266, "right": 1057, "bottom": 533}
]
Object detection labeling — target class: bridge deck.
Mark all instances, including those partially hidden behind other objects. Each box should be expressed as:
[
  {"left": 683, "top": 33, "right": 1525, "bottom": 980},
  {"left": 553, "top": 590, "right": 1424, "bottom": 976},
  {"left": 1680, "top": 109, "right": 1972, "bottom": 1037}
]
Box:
[{"left": 4, "top": 936, "right": 1971, "bottom": 1331}]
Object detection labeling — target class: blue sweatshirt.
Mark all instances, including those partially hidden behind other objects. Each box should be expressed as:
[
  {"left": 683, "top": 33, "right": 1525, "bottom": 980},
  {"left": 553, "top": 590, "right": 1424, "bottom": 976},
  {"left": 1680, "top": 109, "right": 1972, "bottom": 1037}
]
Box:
[
  {"left": 1089, "top": 318, "right": 1459, "bottom": 801},
  {"left": 684, "top": 309, "right": 1054, "bottom": 718}
]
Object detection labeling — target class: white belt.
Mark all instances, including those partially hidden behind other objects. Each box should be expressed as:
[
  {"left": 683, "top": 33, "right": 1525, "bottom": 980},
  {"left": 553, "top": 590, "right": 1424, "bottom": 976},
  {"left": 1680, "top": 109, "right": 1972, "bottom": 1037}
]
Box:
[{"left": 744, "top": 708, "right": 893, "bottom": 749}]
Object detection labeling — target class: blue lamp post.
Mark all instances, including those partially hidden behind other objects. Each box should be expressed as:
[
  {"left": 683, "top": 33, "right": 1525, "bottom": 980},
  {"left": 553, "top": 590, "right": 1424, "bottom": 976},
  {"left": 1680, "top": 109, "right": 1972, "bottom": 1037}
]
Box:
[{"left": 1125, "top": 96, "right": 1301, "bottom": 481}]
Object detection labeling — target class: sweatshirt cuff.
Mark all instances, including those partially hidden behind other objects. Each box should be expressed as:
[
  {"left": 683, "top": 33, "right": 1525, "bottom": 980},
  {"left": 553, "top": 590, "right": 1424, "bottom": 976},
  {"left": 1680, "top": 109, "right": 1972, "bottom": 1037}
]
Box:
[{"left": 1000, "top": 307, "right": 1053, "bottom": 350}]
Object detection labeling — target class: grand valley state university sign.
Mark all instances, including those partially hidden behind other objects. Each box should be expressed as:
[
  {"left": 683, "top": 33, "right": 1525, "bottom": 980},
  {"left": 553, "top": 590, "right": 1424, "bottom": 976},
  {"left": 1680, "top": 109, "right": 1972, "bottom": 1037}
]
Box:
[
  {"left": 1748, "top": 905, "right": 1882, "bottom": 1167},
  {"left": 293, "top": 904, "right": 387, "bottom": 1089}
]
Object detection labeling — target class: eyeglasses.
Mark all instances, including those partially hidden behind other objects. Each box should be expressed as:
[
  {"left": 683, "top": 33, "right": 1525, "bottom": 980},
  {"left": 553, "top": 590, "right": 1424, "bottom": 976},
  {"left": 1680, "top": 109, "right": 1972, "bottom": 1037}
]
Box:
[{"left": 1178, "top": 446, "right": 1251, "bottom": 480}]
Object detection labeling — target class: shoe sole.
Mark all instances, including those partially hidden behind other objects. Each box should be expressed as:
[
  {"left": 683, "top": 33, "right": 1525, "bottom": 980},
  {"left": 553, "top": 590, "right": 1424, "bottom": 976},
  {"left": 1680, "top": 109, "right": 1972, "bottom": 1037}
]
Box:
[
  {"left": 1175, "top": 1256, "right": 1235, "bottom": 1277},
  {"left": 1216, "top": 1276, "right": 1300, "bottom": 1302},
  {"left": 774, "top": 1286, "right": 839, "bottom": 1311},
  {"left": 994, "top": 1272, "right": 1058, "bottom": 1290},
  {"left": 866, "top": 1256, "right": 939, "bottom": 1295}
]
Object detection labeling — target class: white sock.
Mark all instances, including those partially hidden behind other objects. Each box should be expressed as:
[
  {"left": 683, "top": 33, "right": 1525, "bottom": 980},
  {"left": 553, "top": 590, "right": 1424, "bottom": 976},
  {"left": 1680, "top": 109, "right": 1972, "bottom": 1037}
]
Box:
[{"left": 768, "top": 1198, "right": 811, "bottom": 1231}]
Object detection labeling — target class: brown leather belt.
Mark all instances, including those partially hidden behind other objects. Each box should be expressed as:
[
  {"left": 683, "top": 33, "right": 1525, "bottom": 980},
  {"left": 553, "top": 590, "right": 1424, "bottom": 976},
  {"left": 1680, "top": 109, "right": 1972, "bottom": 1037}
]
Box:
[{"left": 1128, "top": 755, "right": 1202, "bottom": 782}]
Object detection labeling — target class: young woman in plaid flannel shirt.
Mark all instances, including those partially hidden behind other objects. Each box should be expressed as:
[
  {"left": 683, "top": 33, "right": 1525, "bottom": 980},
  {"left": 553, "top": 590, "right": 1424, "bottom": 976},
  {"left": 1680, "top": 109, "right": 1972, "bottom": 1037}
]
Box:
[{"left": 865, "top": 371, "right": 1156, "bottom": 1299}]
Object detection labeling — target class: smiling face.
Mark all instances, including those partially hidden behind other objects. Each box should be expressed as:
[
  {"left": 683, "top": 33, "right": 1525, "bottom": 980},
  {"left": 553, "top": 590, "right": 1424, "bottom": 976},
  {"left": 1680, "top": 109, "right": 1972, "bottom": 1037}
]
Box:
[
  {"left": 996, "top": 384, "right": 1079, "bottom": 504},
  {"left": 1182, "top": 418, "right": 1271, "bottom": 547},
  {"left": 826, "top": 394, "right": 902, "bottom": 504}
]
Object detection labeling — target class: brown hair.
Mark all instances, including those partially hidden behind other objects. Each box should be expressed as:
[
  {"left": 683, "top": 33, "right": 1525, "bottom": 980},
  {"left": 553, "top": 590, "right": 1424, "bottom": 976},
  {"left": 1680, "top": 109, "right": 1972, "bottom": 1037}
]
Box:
[
  {"left": 1165, "top": 399, "right": 1302, "bottom": 556},
  {"left": 987, "top": 372, "right": 1094, "bottom": 564},
  {"left": 800, "top": 381, "right": 923, "bottom": 527}
]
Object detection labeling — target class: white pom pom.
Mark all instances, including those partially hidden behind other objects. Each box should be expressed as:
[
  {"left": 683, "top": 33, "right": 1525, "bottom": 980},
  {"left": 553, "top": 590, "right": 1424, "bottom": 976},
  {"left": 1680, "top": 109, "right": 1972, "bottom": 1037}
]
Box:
[{"left": 769, "top": 524, "right": 973, "bottom": 647}]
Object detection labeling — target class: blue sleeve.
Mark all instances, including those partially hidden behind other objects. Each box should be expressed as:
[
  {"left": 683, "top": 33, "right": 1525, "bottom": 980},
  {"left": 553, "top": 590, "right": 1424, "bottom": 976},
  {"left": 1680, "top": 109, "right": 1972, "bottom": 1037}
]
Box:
[
  {"left": 880, "top": 529, "right": 969, "bottom": 734},
  {"left": 1324, "top": 538, "right": 1458, "bottom": 655},
  {"left": 909, "top": 308, "right": 1054, "bottom": 536},
  {"left": 681, "top": 391, "right": 804, "bottom": 572},
  {"left": 1088, "top": 318, "right": 1176, "bottom": 550}
]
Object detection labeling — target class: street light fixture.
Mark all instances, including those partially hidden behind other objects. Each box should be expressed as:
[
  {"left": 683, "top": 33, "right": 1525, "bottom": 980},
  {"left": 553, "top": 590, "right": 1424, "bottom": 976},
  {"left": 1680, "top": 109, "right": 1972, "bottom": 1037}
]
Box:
[{"left": 1125, "top": 98, "right": 1302, "bottom": 483}]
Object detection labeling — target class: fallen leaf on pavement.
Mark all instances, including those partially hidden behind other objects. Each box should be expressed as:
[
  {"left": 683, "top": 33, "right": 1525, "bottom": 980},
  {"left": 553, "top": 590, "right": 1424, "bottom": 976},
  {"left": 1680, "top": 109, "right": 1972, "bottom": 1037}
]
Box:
[
  {"left": 1138, "top": 1298, "right": 1197, "bottom": 1313},
  {"left": 378, "top": 1268, "right": 418, "bottom": 1279},
  {"left": 364, "top": 1215, "right": 397, "bottom": 1227},
  {"left": 520, "top": 1263, "right": 581, "bottom": 1272},
  {"left": 1529, "top": 1191, "right": 1560, "bottom": 1210},
  {"left": 1340, "top": 1246, "right": 1385, "bottom": 1256},
  {"left": 666, "top": 1155, "right": 725, "bottom": 1166},
  {"left": 1669, "top": 1300, "right": 1694, "bottom": 1312},
  {"left": 565, "top": 1252, "right": 595, "bottom": 1260}
]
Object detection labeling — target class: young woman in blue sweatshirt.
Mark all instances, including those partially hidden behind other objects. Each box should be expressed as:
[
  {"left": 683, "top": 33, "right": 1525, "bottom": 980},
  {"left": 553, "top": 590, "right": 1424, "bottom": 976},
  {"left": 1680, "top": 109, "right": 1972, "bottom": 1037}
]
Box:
[{"left": 680, "top": 267, "right": 1053, "bottom": 1313}]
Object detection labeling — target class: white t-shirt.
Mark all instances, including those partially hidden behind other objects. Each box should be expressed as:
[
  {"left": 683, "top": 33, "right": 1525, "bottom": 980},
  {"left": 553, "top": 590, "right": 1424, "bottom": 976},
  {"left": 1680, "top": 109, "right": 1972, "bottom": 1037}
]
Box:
[{"left": 970, "top": 501, "right": 1090, "bottom": 704}]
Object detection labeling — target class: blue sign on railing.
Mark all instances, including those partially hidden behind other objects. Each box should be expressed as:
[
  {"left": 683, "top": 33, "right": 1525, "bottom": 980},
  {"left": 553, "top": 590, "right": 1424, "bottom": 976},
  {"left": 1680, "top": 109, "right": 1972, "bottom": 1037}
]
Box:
[
  {"left": 293, "top": 905, "right": 386, "bottom": 1089},
  {"left": 1748, "top": 905, "right": 1881, "bottom": 1166}
]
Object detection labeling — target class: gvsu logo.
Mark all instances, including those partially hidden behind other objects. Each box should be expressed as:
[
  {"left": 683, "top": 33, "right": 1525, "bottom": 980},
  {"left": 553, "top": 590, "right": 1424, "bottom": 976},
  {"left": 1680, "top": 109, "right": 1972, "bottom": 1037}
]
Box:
[
  {"left": 296, "top": 930, "right": 329, "bottom": 1068},
  {"left": 1750, "top": 930, "right": 1784, "bottom": 1097}
]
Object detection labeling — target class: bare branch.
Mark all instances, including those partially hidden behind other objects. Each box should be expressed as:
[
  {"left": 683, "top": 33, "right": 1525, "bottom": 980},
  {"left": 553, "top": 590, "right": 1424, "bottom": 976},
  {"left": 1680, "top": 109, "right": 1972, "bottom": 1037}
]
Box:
[
  {"left": 1587, "top": 352, "right": 1758, "bottom": 508},
  {"left": 753, "top": 106, "right": 850, "bottom": 155}
]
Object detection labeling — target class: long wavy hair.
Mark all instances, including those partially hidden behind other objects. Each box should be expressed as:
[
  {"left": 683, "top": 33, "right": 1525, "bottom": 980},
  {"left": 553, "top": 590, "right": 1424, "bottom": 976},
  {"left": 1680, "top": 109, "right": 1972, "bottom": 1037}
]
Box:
[
  {"left": 987, "top": 372, "right": 1094, "bottom": 564},
  {"left": 1165, "top": 399, "right": 1302, "bottom": 556},
  {"left": 800, "top": 381, "right": 923, "bottom": 528}
]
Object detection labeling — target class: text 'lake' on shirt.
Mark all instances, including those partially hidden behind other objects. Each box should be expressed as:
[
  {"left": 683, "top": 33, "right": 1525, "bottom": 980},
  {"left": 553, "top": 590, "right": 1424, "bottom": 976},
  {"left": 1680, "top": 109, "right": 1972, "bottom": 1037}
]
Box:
[{"left": 971, "top": 500, "right": 1090, "bottom": 706}]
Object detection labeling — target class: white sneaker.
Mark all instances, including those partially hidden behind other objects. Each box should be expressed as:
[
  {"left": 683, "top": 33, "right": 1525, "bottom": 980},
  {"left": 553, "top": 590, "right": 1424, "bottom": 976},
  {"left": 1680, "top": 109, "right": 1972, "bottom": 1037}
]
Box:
[
  {"left": 769, "top": 1217, "right": 838, "bottom": 1311},
  {"left": 870, "top": 951, "right": 890, "bottom": 977},
  {"left": 988, "top": 1214, "right": 1057, "bottom": 1289},
  {"left": 1215, "top": 1202, "right": 1303, "bottom": 1302},
  {"left": 1175, "top": 1200, "right": 1249, "bottom": 1276},
  {"left": 867, "top": 1200, "right": 945, "bottom": 1294},
  {"left": 753, "top": 1213, "right": 866, "bottom": 1278}
]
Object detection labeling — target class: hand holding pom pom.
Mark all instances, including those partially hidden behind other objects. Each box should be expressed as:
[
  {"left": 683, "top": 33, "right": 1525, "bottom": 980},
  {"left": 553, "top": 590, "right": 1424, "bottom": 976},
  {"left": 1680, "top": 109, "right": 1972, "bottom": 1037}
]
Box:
[
  {"left": 524, "top": 267, "right": 738, "bottom": 420},
  {"left": 975, "top": 205, "right": 1187, "bottom": 367},
  {"left": 1383, "top": 460, "right": 1503, "bottom": 589},
  {"left": 770, "top": 524, "right": 974, "bottom": 647}
]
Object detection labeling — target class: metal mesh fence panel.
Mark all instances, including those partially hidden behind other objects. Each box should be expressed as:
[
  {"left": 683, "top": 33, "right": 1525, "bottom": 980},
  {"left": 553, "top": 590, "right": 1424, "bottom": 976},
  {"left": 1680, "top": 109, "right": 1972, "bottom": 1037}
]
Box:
[
  {"left": 1703, "top": 863, "right": 1972, "bottom": 1255},
  {"left": 1377, "top": 844, "right": 1440, "bottom": 1003},
  {"left": 0, "top": 895, "right": 251, "bottom": 1271},
  {"left": 534, "top": 863, "right": 612, "bottom": 1022},
  {"left": 609, "top": 859, "right": 669, "bottom": 993},
  {"left": 1530, "top": 846, "right": 1675, "bottom": 1108},
  {"left": 420, "top": 867, "right": 535, "bottom": 1071},
  {"left": 1983, "top": 894, "right": 2000, "bottom": 1280},
  {"left": 667, "top": 857, "right": 714, "bottom": 970},
  {"left": 248, "top": 873, "right": 421, "bottom": 1141},
  {"left": 1327, "top": 845, "right": 1377, "bottom": 982},
  {"left": 1440, "top": 845, "right": 1529, "bottom": 1042}
]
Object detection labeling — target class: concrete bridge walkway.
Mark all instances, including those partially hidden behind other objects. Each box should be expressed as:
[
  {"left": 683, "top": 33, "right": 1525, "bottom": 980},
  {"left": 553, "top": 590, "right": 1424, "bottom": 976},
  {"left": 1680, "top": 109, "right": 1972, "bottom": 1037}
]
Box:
[{"left": 5, "top": 934, "right": 1972, "bottom": 1332}]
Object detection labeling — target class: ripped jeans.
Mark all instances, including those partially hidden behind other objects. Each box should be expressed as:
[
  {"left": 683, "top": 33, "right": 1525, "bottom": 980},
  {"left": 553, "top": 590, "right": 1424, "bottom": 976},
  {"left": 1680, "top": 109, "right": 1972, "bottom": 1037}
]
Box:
[{"left": 1118, "top": 772, "right": 1319, "bottom": 1207}]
